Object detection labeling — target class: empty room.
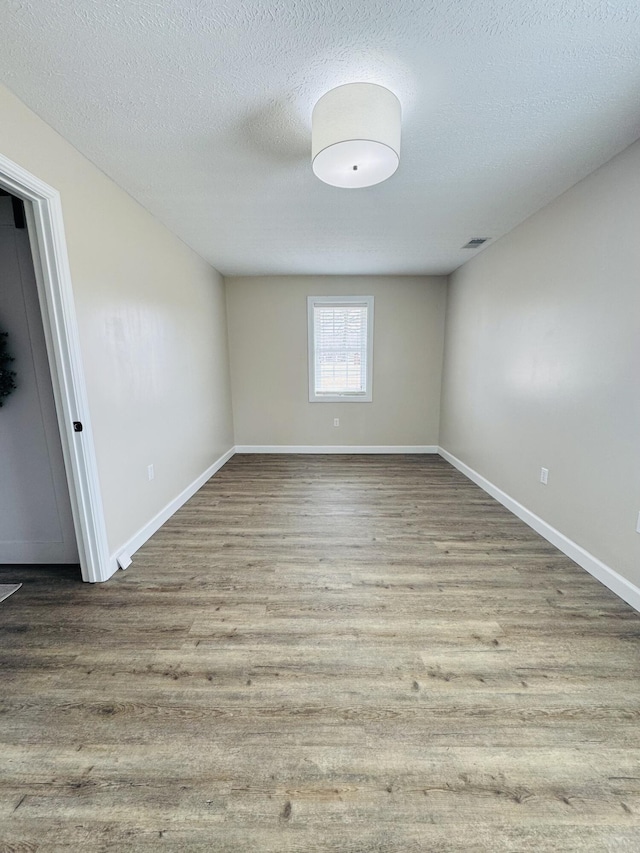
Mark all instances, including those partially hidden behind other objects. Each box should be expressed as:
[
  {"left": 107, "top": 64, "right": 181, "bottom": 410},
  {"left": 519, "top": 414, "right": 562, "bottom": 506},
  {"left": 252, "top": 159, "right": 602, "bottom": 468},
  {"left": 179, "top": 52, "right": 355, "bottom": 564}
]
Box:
[{"left": 0, "top": 1, "right": 639, "bottom": 851}]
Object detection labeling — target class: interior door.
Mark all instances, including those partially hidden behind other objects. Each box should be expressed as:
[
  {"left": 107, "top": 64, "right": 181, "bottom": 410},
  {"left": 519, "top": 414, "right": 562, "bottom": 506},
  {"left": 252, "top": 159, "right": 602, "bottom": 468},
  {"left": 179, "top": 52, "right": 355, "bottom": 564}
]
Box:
[{"left": 0, "top": 195, "right": 79, "bottom": 564}]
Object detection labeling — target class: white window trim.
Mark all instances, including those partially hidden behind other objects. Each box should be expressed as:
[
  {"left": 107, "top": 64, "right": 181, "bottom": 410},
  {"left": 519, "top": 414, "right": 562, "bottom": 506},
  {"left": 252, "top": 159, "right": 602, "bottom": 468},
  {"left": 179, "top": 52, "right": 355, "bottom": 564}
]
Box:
[{"left": 307, "top": 295, "right": 374, "bottom": 403}]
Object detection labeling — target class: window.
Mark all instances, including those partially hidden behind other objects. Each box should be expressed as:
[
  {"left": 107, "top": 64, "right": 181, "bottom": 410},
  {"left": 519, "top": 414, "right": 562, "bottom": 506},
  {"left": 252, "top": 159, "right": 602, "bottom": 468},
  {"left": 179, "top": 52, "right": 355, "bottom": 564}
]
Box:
[{"left": 307, "top": 295, "right": 374, "bottom": 402}]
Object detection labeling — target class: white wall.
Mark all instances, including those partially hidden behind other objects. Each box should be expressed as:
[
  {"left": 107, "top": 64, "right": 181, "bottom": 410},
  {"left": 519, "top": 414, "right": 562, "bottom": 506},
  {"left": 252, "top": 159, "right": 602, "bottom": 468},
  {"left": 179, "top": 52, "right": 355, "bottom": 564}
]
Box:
[
  {"left": 440, "top": 139, "right": 640, "bottom": 590},
  {"left": 226, "top": 275, "right": 447, "bottom": 448},
  {"left": 0, "top": 84, "right": 234, "bottom": 559}
]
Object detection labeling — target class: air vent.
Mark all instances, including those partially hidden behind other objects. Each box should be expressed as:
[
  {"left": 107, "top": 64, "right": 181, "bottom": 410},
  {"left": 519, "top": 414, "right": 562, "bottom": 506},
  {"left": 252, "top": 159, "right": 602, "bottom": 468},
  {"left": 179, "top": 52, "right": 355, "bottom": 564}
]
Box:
[{"left": 462, "top": 237, "right": 489, "bottom": 249}]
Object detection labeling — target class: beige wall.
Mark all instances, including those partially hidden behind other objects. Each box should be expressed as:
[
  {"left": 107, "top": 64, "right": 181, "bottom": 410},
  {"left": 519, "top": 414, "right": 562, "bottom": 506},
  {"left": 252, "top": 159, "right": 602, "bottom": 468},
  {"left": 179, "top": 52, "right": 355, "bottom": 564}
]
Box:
[
  {"left": 440, "top": 140, "right": 640, "bottom": 587},
  {"left": 0, "top": 84, "right": 234, "bottom": 556},
  {"left": 226, "top": 275, "right": 447, "bottom": 447}
]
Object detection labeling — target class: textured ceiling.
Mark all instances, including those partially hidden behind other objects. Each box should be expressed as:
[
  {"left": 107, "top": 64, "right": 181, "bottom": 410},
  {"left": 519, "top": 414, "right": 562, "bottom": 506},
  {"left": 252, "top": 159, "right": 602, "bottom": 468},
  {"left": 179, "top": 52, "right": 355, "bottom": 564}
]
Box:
[{"left": 1, "top": 0, "right": 640, "bottom": 276}]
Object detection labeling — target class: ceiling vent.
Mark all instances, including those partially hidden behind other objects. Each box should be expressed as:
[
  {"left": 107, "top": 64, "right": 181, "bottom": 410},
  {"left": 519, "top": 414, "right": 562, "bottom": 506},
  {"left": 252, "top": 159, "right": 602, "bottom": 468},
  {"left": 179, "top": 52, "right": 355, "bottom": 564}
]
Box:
[{"left": 462, "top": 237, "right": 489, "bottom": 249}]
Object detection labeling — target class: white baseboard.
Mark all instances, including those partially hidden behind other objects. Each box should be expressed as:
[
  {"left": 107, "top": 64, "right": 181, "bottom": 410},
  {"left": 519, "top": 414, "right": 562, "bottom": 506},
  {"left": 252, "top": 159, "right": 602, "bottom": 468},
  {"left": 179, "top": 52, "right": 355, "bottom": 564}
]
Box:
[
  {"left": 107, "top": 443, "right": 639, "bottom": 613},
  {"left": 234, "top": 445, "right": 439, "bottom": 454},
  {"left": 108, "top": 446, "right": 236, "bottom": 579},
  {"left": 105, "top": 444, "right": 438, "bottom": 579},
  {"left": 0, "top": 543, "right": 78, "bottom": 564},
  {"left": 438, "top": 447, "right": 640, "bottom": 613}
]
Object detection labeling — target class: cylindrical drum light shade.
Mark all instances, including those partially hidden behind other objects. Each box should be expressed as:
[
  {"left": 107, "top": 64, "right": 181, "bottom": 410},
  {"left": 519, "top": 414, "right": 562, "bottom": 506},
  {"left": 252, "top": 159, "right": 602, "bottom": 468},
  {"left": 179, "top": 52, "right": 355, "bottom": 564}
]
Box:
[{"left": 312, "top": 83, "right": 401, "bottom": 188}]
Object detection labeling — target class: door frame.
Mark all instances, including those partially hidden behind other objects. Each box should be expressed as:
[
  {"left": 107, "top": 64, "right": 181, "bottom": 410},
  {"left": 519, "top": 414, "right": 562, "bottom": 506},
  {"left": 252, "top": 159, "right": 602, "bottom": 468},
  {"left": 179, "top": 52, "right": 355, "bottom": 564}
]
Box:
[{"left": 0, "top": 153, "right": 111, "bottom": 582}]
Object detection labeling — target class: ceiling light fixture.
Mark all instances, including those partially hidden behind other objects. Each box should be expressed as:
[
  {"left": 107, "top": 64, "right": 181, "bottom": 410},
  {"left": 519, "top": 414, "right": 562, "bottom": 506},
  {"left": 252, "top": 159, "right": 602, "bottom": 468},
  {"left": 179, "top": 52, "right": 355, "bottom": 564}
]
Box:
[{"left": 312, "top": 83, "right": 401, "bottom": 189}]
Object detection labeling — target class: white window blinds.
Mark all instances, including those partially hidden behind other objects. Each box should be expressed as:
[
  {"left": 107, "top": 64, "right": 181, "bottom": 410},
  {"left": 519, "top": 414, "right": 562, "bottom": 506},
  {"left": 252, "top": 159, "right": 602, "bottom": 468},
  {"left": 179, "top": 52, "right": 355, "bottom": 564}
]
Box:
[{"left": 308, "top": 296, "right": 374, "bottom": 402}]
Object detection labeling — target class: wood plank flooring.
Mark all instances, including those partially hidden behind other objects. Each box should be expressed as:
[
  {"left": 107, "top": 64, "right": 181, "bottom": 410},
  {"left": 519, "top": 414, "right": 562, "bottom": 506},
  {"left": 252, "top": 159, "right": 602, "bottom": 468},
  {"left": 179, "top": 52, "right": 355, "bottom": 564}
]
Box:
[{"left": 1, "top": 454, "right": 639, "bottom": 852}]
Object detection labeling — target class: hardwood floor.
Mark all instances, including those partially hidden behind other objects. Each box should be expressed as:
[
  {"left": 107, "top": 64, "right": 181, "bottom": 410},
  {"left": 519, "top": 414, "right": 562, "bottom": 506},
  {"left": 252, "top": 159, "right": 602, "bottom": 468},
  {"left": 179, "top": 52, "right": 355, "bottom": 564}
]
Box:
[{"left": 1, "top": 454, "right": 639, "bottom": 852}]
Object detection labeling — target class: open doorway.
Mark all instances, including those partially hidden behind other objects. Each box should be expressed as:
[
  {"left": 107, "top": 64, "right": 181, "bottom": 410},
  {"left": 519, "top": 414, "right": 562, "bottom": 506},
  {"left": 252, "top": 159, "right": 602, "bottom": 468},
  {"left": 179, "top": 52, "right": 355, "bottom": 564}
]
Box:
[
  {"left": 0, "top": 190, "right": 78, "bottom": 565},
  {"left": 0, "top": 153, "right": 111, "bottom": 582}
]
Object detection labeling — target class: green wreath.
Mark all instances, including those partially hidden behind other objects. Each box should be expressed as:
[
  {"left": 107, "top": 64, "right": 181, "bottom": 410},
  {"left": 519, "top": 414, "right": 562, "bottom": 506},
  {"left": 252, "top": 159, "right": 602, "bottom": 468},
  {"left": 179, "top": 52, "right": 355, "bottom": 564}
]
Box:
[{"left": 0, "top": 330, "right": 17, "bottom": 406}]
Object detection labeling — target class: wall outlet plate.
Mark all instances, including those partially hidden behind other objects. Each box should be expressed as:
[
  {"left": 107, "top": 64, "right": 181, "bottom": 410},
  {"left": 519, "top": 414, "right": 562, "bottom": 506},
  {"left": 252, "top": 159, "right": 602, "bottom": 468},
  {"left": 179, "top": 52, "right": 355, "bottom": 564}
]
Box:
[{"left": 540, "top": 467, "right": 549, "bottom": 485}]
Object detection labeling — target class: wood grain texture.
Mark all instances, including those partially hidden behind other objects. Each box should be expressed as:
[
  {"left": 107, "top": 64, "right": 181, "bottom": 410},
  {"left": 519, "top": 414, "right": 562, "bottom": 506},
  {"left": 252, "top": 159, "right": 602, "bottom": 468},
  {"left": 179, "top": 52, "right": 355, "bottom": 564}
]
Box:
[{"left": 1, "top": 454, "right": 639, "bottom": 852}]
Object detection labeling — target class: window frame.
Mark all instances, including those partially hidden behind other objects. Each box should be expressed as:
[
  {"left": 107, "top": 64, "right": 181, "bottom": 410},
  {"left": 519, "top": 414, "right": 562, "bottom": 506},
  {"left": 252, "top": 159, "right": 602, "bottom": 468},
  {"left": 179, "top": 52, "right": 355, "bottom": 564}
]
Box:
[{"left": 307, "top": 294, "right": 374, "bottom": 403}]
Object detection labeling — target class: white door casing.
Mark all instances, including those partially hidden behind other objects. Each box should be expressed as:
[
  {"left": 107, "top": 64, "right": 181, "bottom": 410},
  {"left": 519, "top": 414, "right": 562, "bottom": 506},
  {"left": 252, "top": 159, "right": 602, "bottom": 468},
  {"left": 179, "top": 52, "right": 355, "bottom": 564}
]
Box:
[
  {"left": 0, "top": 153, "right": 111, "bottom": 582},
  {"left": 0, "top": 202, "right": 78, "bottom": 563}
]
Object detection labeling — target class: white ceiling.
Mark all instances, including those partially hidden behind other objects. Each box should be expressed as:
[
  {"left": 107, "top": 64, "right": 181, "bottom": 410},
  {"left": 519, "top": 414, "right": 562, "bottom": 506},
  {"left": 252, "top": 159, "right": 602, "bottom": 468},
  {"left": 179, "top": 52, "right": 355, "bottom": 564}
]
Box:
[{"left": 1, "top": 0, "right": 640, "bottom": 277}]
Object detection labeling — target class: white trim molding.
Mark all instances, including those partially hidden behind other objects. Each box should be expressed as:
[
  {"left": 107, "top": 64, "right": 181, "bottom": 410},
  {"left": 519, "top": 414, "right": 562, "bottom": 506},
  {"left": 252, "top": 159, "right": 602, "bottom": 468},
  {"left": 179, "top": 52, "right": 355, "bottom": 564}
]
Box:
[
  {"left": 0, "top": 543, "right": 81, "bottom": 565},
  {"left": 110, "top": 446, "right": 235, "bottom": 577},
  {"left": 439, "top": 447, "right": 640, "bottom": 613},
  {"left": 235, "top": 445, "right": 439, "bottom": 454},
  {"left": 0, "top": 153, "right": 111, "bottom": 583}
]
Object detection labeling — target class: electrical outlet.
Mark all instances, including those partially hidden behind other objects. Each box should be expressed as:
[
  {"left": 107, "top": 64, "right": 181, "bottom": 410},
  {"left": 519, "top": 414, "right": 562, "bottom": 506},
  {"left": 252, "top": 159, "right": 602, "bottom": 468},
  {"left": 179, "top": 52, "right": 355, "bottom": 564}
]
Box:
[
  {"left": 540, "top": 467, "right": 549, "bottom": 485},
  {"left": 147, "top": 464, "right": 155, "bottom": 481},
  {"left": 333, "top": 418, "right": 340, "bottom": 427},
  {"left": 636, "top": 511, "right": 640, "bottom": 534}
]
